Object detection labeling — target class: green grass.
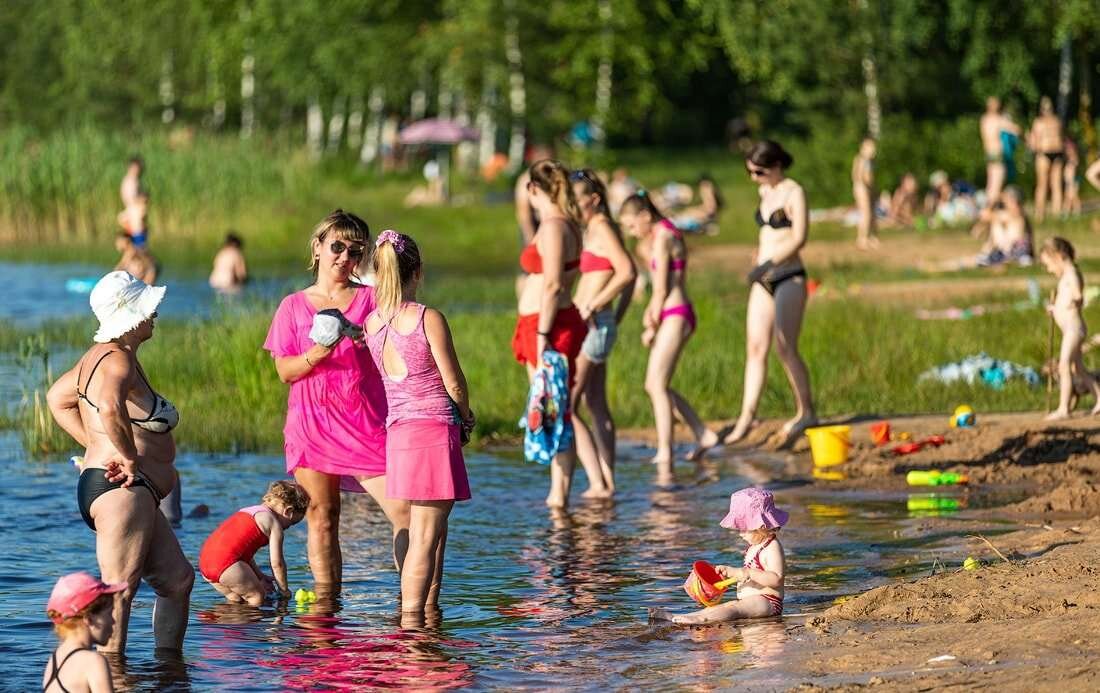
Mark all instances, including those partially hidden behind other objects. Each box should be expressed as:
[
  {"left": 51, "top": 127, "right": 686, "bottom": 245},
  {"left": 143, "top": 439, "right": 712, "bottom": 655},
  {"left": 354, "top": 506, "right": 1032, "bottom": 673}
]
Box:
[{"left": 8, "top": 271, "right": 1097, "bottom": 457}]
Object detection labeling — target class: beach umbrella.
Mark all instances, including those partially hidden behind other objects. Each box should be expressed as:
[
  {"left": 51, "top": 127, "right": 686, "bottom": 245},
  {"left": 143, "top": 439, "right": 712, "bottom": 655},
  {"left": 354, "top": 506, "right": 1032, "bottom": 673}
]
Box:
[
  {"left": 398, "top": 118, "right": 480, "bottom": 146},
  {"left": 398, "top": 118, "right": 480, "bottom": 201}
]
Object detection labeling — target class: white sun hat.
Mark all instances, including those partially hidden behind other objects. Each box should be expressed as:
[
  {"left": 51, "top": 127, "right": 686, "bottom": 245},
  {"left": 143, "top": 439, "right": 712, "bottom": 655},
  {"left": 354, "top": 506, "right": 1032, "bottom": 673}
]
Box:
[{"left": 89, "top": 271, "right": 166, "bottom": 343}]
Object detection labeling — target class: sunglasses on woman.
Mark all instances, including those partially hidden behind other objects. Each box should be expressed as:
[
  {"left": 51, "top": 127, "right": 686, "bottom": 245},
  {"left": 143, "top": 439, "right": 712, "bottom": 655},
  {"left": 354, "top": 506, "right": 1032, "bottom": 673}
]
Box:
[{"left": 329, "top": 240, "right": 365, "bottom": 259}]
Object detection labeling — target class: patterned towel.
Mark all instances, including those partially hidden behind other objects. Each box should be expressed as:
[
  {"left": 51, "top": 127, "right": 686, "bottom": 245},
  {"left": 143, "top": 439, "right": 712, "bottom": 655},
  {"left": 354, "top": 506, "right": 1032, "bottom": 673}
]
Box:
[{"left": 520, "top": 350, "right": 573, "bottom": 464}]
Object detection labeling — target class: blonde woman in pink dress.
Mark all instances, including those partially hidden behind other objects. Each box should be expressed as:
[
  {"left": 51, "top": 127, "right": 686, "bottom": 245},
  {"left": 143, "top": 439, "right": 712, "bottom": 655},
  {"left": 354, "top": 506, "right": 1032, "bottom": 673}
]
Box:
[
  {"left": 264, "top": 210, "right": 410, "bottom": 592},
  {"left": 365, "top": 230, "right": 473, "bottom": 613}
]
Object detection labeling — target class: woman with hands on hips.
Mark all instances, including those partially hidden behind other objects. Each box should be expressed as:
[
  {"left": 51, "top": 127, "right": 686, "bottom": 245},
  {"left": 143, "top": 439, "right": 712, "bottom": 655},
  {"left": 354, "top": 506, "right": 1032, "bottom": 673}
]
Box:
[{"left": 46, "top": 271, "right": 194, "bottom": 656}]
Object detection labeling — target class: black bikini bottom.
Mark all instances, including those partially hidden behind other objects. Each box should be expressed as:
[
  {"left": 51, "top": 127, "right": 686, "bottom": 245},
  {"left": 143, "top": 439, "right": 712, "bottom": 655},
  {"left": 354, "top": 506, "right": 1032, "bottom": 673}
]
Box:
[
  {"left": 756, "top": 267, "right": 807, "bottom": 296},
  {"left": 77, "top": 468, "right": 162, "bottom": 530},
  {"left": 1041, "top": 151, "right": 1065, "bottom": 164}
]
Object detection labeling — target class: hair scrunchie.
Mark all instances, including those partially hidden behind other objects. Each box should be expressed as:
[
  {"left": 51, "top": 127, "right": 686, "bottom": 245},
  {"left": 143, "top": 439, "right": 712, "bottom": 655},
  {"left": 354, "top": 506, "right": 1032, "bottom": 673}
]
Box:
[{"left": 375, "top": 229, "right": 406, "bottom": 253}]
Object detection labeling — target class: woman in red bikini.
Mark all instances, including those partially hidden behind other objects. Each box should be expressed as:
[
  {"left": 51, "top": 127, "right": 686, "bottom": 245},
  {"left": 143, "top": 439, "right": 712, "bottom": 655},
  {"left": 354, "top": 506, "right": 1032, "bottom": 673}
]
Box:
[
  {"left": 620, "top": 192, "right": 717, "bottom": 485},
  {"left": 723, "top": 140, "right": 816, "bottom": 448},
  {"left": 512, "top": 159, "right": 588, "bottom": 508},
  {"left": 570, "top": 169, "right": 636, "bottom": 498}
]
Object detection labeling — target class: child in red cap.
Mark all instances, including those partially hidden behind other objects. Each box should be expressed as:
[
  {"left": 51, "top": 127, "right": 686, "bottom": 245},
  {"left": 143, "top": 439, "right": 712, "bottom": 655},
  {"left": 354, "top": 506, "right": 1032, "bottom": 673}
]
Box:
[
  {"left": 649, "top": 487, "right": 788, "bottom": 624},
  {"left": 43, "top": 572, "right": 126, "bottom": 692}
]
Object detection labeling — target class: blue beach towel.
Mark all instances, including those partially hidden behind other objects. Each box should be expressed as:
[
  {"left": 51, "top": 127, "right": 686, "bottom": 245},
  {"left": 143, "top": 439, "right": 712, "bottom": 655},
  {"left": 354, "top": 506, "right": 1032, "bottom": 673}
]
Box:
[{"left": 520, "top": 350, "right": 573, "bottom": 464}]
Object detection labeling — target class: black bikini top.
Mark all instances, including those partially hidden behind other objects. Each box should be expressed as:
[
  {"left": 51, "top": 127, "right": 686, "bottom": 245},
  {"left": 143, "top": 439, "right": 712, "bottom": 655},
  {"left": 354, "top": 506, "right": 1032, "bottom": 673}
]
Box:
[
  {"left": 76, "top": 350, "right": 180, "bottom": 434},
  {"left": 755, "top": 207, "right": 792, "bottom": 229},
  {"left": 44, "top": 647, "right": 91, "bottom": 693}
]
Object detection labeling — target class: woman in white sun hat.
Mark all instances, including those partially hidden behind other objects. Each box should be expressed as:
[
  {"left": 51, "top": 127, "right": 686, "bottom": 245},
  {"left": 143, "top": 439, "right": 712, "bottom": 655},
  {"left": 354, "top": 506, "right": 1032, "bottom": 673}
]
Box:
[{"left": 46, "top": 271, "right": 193, "bottom": 656}]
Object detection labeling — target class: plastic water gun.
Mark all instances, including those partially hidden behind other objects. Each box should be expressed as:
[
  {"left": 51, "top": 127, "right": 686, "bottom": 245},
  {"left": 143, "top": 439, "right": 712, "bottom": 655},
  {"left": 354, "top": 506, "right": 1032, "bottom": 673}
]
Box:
[{"left": 906, "top": 470, "right": 968, "bottom": 486}]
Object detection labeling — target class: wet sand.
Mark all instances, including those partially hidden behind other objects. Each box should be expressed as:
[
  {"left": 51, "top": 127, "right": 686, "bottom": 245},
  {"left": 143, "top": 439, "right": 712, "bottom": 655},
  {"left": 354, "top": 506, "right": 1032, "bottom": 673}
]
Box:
[{"left": 628, "top": 412, "right": 1100, "bottom": 690}]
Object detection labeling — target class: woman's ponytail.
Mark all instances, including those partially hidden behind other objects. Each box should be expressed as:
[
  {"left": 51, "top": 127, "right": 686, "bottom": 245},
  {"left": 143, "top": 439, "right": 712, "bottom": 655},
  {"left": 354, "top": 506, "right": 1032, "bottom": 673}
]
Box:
[
  {"left": 530, "top": 159, "right": 583, "bottom": 225},
  {"left": 372, "top": 230, "right": 422, "bottom": 319}
]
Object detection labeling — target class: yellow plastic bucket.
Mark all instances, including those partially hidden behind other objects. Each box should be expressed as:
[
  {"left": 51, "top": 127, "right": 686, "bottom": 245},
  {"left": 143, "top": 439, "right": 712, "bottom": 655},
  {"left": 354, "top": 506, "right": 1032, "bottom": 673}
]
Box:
[{"left": 805, "top": 425, "right": 851, "bottom": 467}]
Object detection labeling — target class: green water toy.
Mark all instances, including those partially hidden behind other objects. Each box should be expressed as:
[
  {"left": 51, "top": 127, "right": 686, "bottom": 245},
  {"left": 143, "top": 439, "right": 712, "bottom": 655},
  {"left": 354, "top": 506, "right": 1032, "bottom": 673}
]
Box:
[
  {"left": 963, "top": 556, "right": 981, "bottom": 571},
  {"left": 906, "top": 470, "right": 968, "bottom": 486},
  {"left": 294, "top": 588, "right": 317, "bottom": 604}
]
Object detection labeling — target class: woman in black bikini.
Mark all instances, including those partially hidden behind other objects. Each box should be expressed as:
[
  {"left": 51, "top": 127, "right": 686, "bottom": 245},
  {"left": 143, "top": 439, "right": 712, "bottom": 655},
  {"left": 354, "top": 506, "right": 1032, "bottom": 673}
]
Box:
[
  {"left": 47, "top": 271, "right": 193, "bottom": 656},
  {"left": 723, "top": 141, "right": 817, "bottom": 447}
]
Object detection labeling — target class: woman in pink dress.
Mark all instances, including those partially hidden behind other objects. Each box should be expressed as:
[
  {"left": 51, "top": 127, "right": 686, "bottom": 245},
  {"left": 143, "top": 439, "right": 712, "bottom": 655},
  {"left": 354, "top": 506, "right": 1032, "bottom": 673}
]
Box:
[
  {"left": 264, "top": 210, "right": 409, "bottom": 591},
  {"left": 365, "top": 230, "right": 473, "bottom": 613}
]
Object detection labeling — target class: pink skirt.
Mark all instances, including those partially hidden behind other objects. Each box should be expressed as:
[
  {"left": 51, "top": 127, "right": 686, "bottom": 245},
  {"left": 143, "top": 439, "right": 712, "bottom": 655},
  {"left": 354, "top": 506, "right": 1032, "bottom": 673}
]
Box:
[{"left": 386, "top": 420, "right": 471, "bottom": 501}]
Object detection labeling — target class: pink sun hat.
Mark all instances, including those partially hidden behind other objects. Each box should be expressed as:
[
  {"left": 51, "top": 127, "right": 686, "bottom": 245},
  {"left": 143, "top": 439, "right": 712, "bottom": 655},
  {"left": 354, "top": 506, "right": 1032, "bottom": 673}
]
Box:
[
  {"left": 46, "top": 572, "right": 127, "bottom": 623},
  {"left": 719, "top": 487, "right": 789, "bottom": 531}
]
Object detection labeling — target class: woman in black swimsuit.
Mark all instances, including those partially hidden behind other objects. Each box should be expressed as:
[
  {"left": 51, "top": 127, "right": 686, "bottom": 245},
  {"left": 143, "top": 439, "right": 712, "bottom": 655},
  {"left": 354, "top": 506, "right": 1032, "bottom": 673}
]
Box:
[
  {"left": 722, "top": 141, "right": 817, "bottom": 447},
  {"left": 47, "top": 271, "right": 193, "bottom": 656}
]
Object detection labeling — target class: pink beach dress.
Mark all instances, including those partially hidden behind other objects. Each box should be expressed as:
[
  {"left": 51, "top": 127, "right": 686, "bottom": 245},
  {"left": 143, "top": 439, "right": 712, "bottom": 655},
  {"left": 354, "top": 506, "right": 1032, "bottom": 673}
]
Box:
[
  {"left": 264, "top": 286, "right": 387, "bottom": 492},
  {"left": 366, "top": 303, "right": 471, "bottom": 502}
]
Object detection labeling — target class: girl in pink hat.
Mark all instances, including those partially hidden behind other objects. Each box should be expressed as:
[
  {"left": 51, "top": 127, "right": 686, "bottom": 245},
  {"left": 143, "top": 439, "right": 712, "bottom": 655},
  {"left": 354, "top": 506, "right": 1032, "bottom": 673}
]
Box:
[
  {"left": 43, "top": 572, "right": 125, "bottom": 692},
  {"left": 649, "top": 487, "right": 787, "bottom": 624}
]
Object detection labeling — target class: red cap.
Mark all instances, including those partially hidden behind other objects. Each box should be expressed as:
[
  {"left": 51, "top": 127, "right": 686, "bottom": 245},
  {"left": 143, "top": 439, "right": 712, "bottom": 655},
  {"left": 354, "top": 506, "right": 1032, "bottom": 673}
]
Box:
[{"left": 46, "top": 572, "right": 126, "bottom": 623}]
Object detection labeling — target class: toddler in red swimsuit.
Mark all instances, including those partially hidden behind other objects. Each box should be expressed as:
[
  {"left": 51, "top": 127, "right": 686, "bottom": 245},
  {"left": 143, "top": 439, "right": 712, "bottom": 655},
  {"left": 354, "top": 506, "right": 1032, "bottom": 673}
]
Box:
[{"left": 199, "top": 481, "right": 309, "bottom": 605}]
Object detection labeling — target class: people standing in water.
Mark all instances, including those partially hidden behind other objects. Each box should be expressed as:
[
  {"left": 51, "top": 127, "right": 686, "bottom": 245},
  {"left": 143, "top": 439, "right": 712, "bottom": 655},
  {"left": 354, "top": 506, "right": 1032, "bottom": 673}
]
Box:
[
  {"left": 1028, "top": 96, "right": 1065, "bottom": 221},
  {"left": 723, "top": 141, "right": 816, "bottom": 448},
  {"left": 43, "top": 572, "right": 125, "bottom": 692},
  {"left": 851, "top": 137, "right": 878, "bottom": 250},
  {"left": 119, "top": 156, "right": 143, "bottom": 211},
  {"left": 209, "top": 232, "right": 248, "bottom": 293},
  {"left": 113, "top": 233, "right": 157, "bottom": 284},
  {"left": 366, "top": 230, "right": 473, "bottom": 612},
  {"left": 117, "top": 192, "right": 149, "bottom": 249},
  {"left": 570, "top": 169, "right": 637, "bottom": 497},
  {"left": 199, "top": 481, "right": 310, "bottom": 605},
  {"left": 619, "top": 192, "right": 718, "bottom": 483},
  {"left": 980, "top": 96, "right": 1020, "bottom": 207},
  {"left": 511, "top": 159, "right": 590, "bottom": 508},
  {"left": 1039, "top": 237, "right": 1100, "bottom": 420},
  {"left": 46, "top": 271, "right": 193, "bottom": 655},
  {"left": 264, "top": 210, "right": 409, "bottom": 591}
]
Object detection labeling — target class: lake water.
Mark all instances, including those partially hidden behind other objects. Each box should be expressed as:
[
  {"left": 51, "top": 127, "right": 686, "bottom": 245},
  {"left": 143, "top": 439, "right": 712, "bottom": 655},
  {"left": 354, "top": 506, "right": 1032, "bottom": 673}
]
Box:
[{"left": 0, "top": 427, "right": 1013, "bottom": 691}]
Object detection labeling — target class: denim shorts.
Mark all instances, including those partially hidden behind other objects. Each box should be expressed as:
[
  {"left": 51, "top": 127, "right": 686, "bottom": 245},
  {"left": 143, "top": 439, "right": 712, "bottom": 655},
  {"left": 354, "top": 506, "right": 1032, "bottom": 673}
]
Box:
[{"left": 580, "top": 309, "right": 618, "bottom": 364}]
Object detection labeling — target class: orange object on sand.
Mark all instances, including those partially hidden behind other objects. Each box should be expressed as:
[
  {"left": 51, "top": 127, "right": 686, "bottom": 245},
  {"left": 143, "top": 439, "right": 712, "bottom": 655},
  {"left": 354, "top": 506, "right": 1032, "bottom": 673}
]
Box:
[
  {"left": 870, "top": 421, "right": 891, "bottom": 446},
  {"left": 891, "top": 435, "right": 945, "bottom": 456},
  {"left": 684, "top": 560, "right": 739, "bottom": 607}
]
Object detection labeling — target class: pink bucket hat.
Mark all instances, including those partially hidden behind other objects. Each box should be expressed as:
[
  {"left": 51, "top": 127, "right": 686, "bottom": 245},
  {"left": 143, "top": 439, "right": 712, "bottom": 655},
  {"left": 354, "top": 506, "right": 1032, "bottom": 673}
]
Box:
[
  {"left": 46, "top": 572, "right": 126, "bottom": 623},
  {"left": 719, "top": 487, "right": 789, "bottom": 531}
]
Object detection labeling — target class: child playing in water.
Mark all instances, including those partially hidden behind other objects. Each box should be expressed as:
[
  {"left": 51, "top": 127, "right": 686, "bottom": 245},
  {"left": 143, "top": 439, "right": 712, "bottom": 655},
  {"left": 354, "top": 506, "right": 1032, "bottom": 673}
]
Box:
[
  {"left": 1040, "top": 237, "right": 1100, "bottom": 420},
  {"left": 648, "top": 487, "right": 787, "bottom": 624},
  {"left": 43, "top": 572, "right": 125, "bottom": 692},
  {"left": 199, "top": 480, "right": 310, "bottom": 605}
]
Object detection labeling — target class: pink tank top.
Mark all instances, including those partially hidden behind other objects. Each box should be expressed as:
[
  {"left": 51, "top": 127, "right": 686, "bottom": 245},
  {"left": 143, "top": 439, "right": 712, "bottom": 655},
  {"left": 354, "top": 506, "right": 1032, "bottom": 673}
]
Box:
[{"left": 366, "top": 303, "right": 456, "bottom": 427}]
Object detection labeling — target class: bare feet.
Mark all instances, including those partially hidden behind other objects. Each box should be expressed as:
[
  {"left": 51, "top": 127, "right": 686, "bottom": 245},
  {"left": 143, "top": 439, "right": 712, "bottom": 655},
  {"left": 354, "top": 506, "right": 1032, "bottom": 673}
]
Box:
[
  {"left": 581, "top": 486, "right": 614, "bottom": 500},
  {"left": 721, "top": 418, "right": 759, "bottom": 446},
  {"left": 685, "top": 429, "right": 720, "bottom": 462},
  {"left": 1092, "top": 401, "right": 1100, "bottom": 416},
  {"left": 770, "top": 416, "right": 818, "bottom": 449},
  {"left": 545, "top": 493, "right": 567, "bottom": 509},
  {"left": 1045, "top": 410, "right": 1070, "bottom": 422}
]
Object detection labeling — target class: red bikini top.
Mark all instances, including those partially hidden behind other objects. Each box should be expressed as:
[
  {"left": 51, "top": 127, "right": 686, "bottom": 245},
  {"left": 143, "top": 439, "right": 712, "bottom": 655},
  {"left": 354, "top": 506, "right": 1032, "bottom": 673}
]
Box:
[
  {"left": 579, "top": 250, "right": 613, "bottom": 273},
  {"left": 519, "top": 222, "right": 582, "bottom": 274}
]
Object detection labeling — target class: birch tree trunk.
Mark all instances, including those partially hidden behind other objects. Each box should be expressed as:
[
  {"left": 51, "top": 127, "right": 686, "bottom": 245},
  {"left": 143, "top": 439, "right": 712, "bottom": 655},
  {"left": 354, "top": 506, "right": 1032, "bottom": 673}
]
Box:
[
  {"left": 1057, "top": 38, "right": 1072, "bottom": 124},
  {"left": 476, "top": 78, "right": 497, "bottom": 168},
  {"left": 327, "top": 94, "right": 347, "bottom": 152},
  {"left": 307, "top": 96, "right": 324, "bottom": 161},
  {"left": 240, "top": 6, "right": 255, "bottom": 139},
  {"left": 504, "top": 1, "right": 527, "bottom": 173},
  {"left": 455, "top": 90, "right": 477, "bottom": 173},
  {"left": 359, "top": 87, "right": 384, "bottom": 165},
  {"left": 410, "top": 88, "right": 427, "bottom": 121},
  {"left": 859, "top": 0, "right": 880, "bottom": 139},
  {"left": 159, "top": 52, "right": 175, "bottom": 124},
  {"left": 208, "top": 52, "right": 226, "bottom": 130},
  {"left": 592, "top": 0, "right": 613, "bottom": 145},
  {"left": 347, "top": 93, "right": 364, "bottom": 151}
]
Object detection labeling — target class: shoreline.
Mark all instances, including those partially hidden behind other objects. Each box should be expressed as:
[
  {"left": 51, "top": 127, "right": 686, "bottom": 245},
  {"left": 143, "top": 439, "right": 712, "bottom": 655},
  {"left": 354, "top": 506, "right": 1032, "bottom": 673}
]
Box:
[{"left": 643, "top": 411, "right": 1100, "bottom": 689}]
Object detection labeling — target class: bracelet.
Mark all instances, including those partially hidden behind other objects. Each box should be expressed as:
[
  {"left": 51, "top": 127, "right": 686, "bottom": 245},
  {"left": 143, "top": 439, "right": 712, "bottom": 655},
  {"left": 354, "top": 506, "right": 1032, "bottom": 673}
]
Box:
[
  {"left": 304, "top": 354, "right": 315, "bottom": 368},
  {"left": 537, "top": 330, "right": 551, "bottom": 337}
]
